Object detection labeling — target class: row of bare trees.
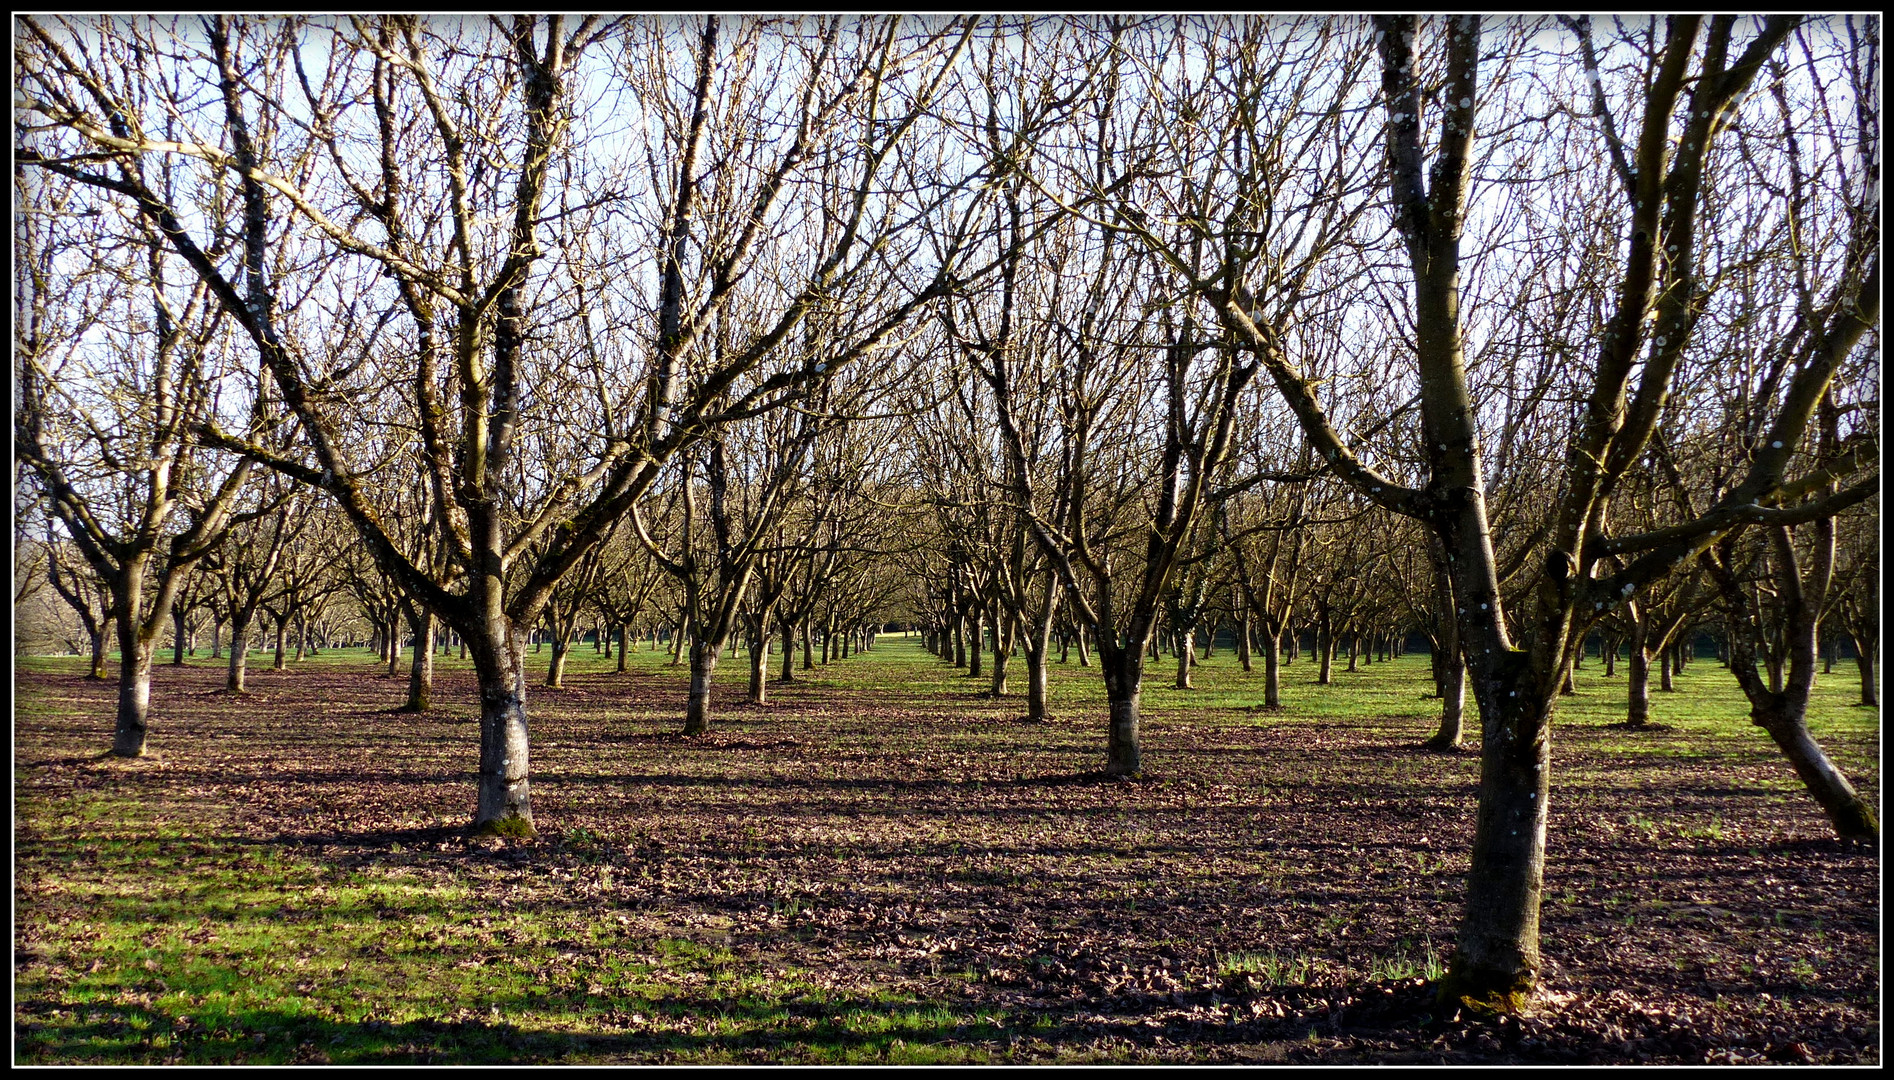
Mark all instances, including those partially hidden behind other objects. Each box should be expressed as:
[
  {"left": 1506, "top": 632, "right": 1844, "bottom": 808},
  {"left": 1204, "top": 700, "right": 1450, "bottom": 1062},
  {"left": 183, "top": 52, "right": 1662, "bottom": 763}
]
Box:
[{"left": 18, "top": 15, "right": 1876, "bottom": 1012}]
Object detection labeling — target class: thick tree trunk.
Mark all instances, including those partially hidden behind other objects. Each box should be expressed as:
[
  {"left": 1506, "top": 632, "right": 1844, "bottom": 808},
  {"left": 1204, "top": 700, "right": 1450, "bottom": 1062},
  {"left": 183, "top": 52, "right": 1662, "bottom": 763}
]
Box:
[
  {"left": 387, "top": 619, "right": 403, "bottom": 678},
  {"left": 1076, "top": 626, "right": 1090, "bottom": 667},
  {"left": 801, "top": 622, "right": 815, "bottom": 671},
  {"left": 617, "top": 623, "right": 629, "bottom": 672},
  {"left": 404, "top": 606, "right": 434, "bottom": 713},
  {"left": 1853, "top": 636, "right": 1875, "bottom": 706},
  {"left": 111, "top": 616, "right": 154, "bottom": 758},
  {"left": 209, "top": 618, "right": 223, "bottom": 659},
  {"left": 88, "top": 625, "right": 109, "bottom": 679},
  {"left": 546, "top": 625, "right": 569, "bottom": 688},
  {"left": 1755, "top": 708, "right": 1877, "bottom": 840},
  {"left": 272, "top": 613, "right": 288, "bottom": 671},
  {"left": 780, "top": 618, "right": 797, "bottom": 682},
  {"left": 468, "top": 625, "right": 532, "bottom": 836},
  {"left": 748, "top": 626, "right": 768, "bottom": 705},
  {"left": 171, "top": 606, "right": 189, "bottom": 666},
  {"left": 1438, "top": 665, "right": 1551, "bottom": 1011},
  {"left": 1426, "top": 650, "right": 1466, "bottom": 751},
  {"left": 1659, "top": 649, "right": 1675, "bottom": 692},
  {"left": 1025, "top": 643, "right": 1050, "bottom": 721},
  {"left": 1102, "top": 646, "right": 1144, "bottom": 776},
  {"left": 1627, "top": 644, "right": 1652, "bottom": 728},
  {"left": 1238, "top": 613, "right": 1253, "bottom": 673},
  {"left": 684, "top": 639, "right": 719, "bottom": 735},
  {"left": 226, "top": 614, "right": 251, "bottom": 693}
]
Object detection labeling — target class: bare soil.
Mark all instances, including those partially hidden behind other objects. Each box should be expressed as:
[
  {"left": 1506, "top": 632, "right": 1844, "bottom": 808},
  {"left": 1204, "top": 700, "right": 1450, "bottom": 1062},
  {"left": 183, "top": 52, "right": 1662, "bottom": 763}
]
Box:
[{"left": 13, "top": 645, "right": 1880, "bottom": 1064}]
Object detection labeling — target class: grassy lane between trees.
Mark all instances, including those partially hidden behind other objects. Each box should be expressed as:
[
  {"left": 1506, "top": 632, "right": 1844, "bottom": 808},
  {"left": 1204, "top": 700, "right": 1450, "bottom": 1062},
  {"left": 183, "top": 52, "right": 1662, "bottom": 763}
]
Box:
[{"left": 13, "top": 636, "right": 1878, "bottom": 1064}]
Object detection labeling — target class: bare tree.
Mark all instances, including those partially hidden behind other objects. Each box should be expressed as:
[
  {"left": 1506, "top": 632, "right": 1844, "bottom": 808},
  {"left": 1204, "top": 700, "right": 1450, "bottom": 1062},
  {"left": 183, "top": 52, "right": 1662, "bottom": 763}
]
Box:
[
  {"left": 14, "top": 155, "right": 259, "bottom": 755},
  {"left": 18, "top": 14, "right": 987, "bottom": 832},
  {"left": 1160, "top": 15, "right": 1877, "bottom": 1006}
]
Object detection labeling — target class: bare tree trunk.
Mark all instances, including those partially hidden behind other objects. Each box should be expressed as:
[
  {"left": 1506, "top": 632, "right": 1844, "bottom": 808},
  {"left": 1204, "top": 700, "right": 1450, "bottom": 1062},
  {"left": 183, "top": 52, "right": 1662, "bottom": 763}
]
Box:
[
  {"left": 1262, "top": 628, "right": 1282, "bottom": 708},
  {"left": 617, "top": 623, "right": 629, "bottom": 672},
  {"left": 1853, "top": 634, "right": 1876, "bottom": 706},
  {"left": 1627, "top": 641, "right": 1652, "bottom": 728},
  {"left": 467, "top": 624, "right": 532, "bottom": 836},
  {"left": 111, "top": 611, "right": 154, "bottom": 758},
  {"left": 748, "top": 624, "right": 768, "bottom": 705},
  {"left": 1427, "top": 650, "right": 1466, "bottom": 750},
  {"left": 684, "top": 639, "right": 719, "bottom": 735},
  {"left": 403, "top": 605, "right": 434, "bottom": 713},
  {"left": 1317, "top": 618, "right": 1334, "bottom": 685},
  {"left": 227, "top": 613, "right": 251, "bottom": 693},
  {"left": 989, "top": 607, "right": 1011, "bottom": 697},
  {"left": 546, "top": 623, "right": 570, "bottom": 688},
  {"left": 966, "top": 609, "right": 983, "bottom": 679},
  {"left": 1237, "top": 612, "right": 1252, "bottom": 673},
  {"left": 1102, "top": 645, "right": 1144, "bottom": 776},
  {"left": 1756, "top": 709, "right": 1877, "bottom": 839},
  {"left": 272, "top": 612, "right": 288, "bottom": 671},
  {"left": 171, "top": 606, "right": 189, "bottom": 666},
  {"left": 78, "top": 624, "right": 106, "bottom": 679}
]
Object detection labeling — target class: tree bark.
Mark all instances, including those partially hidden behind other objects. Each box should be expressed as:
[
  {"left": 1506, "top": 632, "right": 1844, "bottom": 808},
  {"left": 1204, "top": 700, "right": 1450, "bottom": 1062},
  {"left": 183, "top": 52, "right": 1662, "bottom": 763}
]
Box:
[
  {"left": 1261, "top": 628, "right": 1282, "bottom": 708},
  {"left": 1627, "top": 640, "right": 1652, "bottom": 728},
  {"left": 226, "top": 613, "right": 251, "bottom": 693},
  {"left": 1102, "top": 646, "right": 1144, "bottom": 776},
  {"left": 404, "top": 604, "right": 434, "bottom": 713},
  {"left": 1852, "top": 635, "right": 1876, "bottom": 706},
  {"left": 171, "top": 605, "right": 189, "bottom": 666},
  {"left": 684, "top": 638, "right": 719, "bottom": 735},
  {"left": 1447, "top": 665, "right": 1552, "bottom": 1009},
  {"left": 546, "top": 624, "right": 570, "bottom": 688},
  {"left": 1427, "top": 649, "right": 1466, "bottom": 751},
  {"left": 111, "top": 611, "right": 154, "bottom": 758},
  {"left": 87, "top": 625, "right": 109, "bottom": 679},
  {"left": 387, "top": 618, "right": 403, "bottom": 678},
  {"left": 467, "top": 624, "right": 533, "bottom": 836},
  {"left": 748, "top": 625, "right": 768, "bottom": 705},
  {"left": 1317, "top": 617, "right": 1334, "bottom": 685},
  {"left": 1754, "top": 706, "right": 1877, "bottom": 840}
]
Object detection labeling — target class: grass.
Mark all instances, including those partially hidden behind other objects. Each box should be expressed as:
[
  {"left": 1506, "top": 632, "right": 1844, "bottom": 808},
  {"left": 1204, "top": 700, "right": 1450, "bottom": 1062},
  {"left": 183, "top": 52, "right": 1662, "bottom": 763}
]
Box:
[{"left": 14, "top": 632, "right": 1880, "bottom": 1063}]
